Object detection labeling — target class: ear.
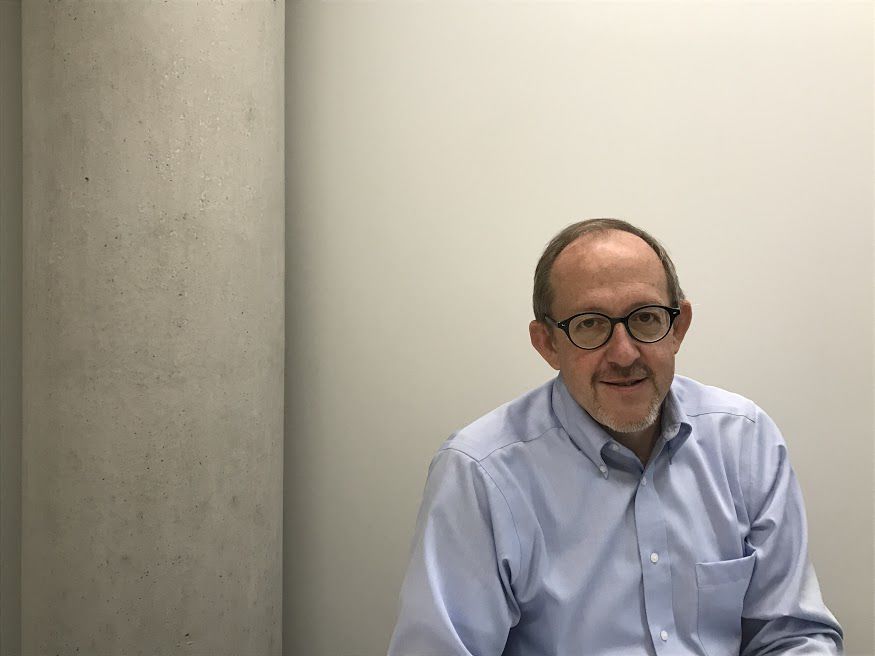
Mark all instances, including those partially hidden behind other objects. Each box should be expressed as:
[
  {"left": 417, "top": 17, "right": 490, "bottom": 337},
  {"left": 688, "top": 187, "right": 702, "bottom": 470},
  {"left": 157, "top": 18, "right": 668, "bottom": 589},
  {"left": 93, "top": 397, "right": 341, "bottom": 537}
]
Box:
[
  {"left": 670, "top": 299, "right": 693, "bottom": 354},
  {"left": 529, "top": 320, "right": 561, "bottom": 370}
]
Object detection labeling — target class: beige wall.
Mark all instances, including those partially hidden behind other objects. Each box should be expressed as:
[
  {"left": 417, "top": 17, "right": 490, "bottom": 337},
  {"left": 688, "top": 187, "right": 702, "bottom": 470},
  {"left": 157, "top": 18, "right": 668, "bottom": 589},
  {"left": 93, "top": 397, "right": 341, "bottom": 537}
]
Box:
[{"left": 285, "top": 2, "right": 873, "bottom": 655}]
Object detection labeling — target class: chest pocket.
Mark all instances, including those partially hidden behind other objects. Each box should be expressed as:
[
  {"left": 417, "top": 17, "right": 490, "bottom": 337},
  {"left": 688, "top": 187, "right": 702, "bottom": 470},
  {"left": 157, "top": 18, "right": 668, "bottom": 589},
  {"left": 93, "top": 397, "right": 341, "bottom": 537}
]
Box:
[{"left": 695, "top": 554, "right": 756, "bottom": 656}]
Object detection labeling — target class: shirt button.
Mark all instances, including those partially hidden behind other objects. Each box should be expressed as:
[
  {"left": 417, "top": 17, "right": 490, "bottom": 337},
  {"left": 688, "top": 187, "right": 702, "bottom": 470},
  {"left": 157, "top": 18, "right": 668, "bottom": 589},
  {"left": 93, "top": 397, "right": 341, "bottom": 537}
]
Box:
[
  {"left": 598, "top": 464, "right": 607, "bottom": 474},
  {"left": 650, "top": 552, "right": 659, "bottom": 564},
  {"left": 660, "top": 630, "right": 669, "bottom": 641},
  {"left": 640, "top": 476, "right": 648, "bottom": 486},
  {"left": 610, "top": 443, "right": 619, "bottom": 451}
]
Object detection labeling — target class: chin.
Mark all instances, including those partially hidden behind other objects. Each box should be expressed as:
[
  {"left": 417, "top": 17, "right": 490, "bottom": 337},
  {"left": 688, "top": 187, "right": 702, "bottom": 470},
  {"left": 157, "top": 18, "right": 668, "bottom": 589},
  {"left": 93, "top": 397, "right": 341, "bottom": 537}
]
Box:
[
  {"left": 597, "top": 407, "right": 660, "bottom": 434},
  {"left": 592, "top": 397, "right": 662, "bottom": 434}
]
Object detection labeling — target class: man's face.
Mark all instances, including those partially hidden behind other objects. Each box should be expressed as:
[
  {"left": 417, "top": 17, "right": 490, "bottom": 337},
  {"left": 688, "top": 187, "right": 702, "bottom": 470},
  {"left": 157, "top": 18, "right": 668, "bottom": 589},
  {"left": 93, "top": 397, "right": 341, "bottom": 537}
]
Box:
[{"left": 529, "top": 230, "right": 692, "bottom": 435}]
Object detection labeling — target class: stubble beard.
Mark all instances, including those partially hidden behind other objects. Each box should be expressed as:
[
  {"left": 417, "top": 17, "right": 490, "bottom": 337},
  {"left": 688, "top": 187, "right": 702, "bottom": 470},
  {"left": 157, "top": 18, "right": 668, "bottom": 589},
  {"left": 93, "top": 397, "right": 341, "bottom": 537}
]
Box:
[{"left": 590, "top": 377, "right": 663, "bottom": 434}]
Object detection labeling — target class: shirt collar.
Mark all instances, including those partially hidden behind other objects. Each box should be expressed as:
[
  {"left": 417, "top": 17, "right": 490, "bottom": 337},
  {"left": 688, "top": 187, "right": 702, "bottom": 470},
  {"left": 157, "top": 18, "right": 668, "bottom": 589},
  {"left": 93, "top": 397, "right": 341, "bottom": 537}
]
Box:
[{"left": 551, "top": 374, "right": 692, "bottom": 472}]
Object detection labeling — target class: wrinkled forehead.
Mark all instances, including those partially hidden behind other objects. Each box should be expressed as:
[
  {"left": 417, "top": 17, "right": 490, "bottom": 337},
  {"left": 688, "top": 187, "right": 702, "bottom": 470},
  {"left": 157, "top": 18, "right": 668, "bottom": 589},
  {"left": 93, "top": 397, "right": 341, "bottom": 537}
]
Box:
[{"left": 550, "top": 231, "right": 669, "bottom": 309}]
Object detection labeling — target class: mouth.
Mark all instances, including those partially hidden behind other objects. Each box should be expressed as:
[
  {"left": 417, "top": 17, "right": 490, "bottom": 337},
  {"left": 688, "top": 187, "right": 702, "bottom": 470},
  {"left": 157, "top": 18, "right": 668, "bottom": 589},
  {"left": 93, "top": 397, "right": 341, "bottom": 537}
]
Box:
[{"left": 600, "top": 378, "right": 648, "bottom": 390}]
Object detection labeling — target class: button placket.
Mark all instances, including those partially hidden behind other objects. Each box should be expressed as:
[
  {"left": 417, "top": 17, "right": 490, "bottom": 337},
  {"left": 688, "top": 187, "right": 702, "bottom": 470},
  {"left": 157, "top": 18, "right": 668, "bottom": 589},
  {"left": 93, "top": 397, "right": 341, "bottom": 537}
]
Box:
[{"left": 634, "top": 466, "right": 676, "bottom": 654}]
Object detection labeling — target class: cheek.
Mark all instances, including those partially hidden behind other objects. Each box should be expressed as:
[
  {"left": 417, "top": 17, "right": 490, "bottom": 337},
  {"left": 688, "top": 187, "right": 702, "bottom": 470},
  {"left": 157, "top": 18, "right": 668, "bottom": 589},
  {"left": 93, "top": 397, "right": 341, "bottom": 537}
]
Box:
[
  {"left": 556, "top": 350, "right": 600, "bottom": 384},
  {"left": 643, "top": 348, "right": 676, "bottom": 379}
]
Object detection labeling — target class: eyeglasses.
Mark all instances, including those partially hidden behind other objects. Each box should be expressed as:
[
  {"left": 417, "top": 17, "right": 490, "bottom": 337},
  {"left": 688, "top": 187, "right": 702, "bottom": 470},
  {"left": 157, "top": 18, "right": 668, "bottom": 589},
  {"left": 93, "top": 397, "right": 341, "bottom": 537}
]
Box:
[{"left": 546, "top": 305, "right": 681, "bottom": 350}]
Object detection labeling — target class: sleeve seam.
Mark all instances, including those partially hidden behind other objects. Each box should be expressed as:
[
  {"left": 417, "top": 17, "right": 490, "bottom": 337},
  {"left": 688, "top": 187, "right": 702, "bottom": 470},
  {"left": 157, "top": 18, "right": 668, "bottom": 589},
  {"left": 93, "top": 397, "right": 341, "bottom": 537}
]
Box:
[
  {"left": 443, "top": 447, "right": 523, "bottom": 575},
  {"left": 686, "top": 410, "right": 757, "bottom": 423},
  {"left": 442, "top": 425, "right": 563, "bottom": 463}
]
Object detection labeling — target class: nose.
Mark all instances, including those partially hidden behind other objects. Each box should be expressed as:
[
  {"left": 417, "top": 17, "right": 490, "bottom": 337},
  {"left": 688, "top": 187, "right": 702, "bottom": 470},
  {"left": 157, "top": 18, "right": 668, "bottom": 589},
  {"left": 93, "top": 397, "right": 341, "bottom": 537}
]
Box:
[{"left": 603, "top": 322, "right": 641, "bottom": 367}]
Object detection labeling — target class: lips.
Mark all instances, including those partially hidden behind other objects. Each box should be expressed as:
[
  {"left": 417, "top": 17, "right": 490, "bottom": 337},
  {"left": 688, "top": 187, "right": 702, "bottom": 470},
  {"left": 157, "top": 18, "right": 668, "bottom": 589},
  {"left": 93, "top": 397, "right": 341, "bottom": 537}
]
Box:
[{"left": 602, "top": 378, "right": 647, "bottom": 387}]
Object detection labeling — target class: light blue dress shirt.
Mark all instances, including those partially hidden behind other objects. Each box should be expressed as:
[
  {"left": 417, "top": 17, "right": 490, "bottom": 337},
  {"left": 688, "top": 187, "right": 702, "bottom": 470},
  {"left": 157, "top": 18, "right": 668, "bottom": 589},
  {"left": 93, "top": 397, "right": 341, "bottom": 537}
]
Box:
[{"left": 388, "top": 375, "right": 842, "bottom": 656}]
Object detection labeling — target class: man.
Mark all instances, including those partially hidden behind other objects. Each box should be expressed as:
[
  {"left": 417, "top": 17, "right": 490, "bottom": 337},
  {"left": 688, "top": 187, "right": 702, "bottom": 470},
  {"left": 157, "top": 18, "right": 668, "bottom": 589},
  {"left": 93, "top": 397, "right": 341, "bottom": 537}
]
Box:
[{"left": 388, "top": 219, "right": 843, "bottom": 656}]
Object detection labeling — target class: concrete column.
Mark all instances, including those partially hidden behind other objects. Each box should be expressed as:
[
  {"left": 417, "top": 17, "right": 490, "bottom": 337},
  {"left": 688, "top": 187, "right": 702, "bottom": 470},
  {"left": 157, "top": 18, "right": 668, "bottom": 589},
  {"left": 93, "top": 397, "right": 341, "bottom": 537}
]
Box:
[
  {"left": 1, "top": 2, "right": 22, "bottom": 655},
  {"left": 22, "top": 3, "right": 283, "bottom": 654}
]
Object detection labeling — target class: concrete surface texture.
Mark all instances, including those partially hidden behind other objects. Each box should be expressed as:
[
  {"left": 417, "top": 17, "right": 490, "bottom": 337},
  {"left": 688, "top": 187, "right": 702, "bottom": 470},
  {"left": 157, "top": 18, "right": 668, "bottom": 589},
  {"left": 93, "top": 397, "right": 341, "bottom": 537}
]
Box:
[
  {"left": 1, "top": 1, "right": 22, "bottom": 655},
  {"left": 21, "top": 2, "right": 284, "bottom": 654}
]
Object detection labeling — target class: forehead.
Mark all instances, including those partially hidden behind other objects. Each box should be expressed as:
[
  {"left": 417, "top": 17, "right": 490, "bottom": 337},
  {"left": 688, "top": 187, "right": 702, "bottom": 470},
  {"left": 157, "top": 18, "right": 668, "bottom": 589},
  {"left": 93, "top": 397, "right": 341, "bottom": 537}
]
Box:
[{"left": 550, "top": 230, "right": 669, "bottom": 314}]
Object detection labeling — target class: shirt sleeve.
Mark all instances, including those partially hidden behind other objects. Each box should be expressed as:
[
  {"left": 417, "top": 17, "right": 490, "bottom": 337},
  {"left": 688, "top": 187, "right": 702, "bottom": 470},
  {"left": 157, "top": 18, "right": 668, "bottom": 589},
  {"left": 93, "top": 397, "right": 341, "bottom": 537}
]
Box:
[
  {"left": 387, "top": 447, "right": 521, "bottom": 656},
  {"left": 739, "top": 408, "right": 843, "bottom": 655}
]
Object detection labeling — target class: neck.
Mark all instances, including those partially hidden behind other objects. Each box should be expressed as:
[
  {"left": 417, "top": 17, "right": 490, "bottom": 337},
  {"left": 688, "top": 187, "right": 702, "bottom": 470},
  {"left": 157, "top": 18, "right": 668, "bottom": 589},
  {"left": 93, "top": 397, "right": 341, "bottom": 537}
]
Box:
[{"left": 605, "top": 419, "right": 661, "bottom": 466}]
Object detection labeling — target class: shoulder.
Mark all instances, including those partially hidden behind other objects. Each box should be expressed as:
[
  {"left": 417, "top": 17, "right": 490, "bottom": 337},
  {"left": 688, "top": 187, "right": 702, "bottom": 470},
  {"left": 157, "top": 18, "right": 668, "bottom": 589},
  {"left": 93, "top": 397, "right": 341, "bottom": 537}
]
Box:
[
  {"left": 672, "top": 374, "right": 759, "bottom": 423},
  {"left": 672, "top": 375, "right": 786, "bottom": 459},
  {"left": 437, "top": 378, "right": 562, "bottom": 464}
]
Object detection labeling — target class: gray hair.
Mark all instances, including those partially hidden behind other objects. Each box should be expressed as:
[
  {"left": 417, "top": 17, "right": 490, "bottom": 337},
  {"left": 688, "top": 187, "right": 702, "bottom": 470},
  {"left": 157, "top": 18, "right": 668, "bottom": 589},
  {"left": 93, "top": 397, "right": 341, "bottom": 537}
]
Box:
[{"left": 532, "top": 218, "right": 685, "bottom": 323}]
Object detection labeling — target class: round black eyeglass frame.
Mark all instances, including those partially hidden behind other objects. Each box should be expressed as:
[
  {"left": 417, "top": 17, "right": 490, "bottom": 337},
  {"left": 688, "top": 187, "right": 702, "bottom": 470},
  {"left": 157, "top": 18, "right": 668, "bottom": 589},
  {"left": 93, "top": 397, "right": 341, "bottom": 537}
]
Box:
[{"left": 545, "top": 304, "right": 681, "bottom": 350}]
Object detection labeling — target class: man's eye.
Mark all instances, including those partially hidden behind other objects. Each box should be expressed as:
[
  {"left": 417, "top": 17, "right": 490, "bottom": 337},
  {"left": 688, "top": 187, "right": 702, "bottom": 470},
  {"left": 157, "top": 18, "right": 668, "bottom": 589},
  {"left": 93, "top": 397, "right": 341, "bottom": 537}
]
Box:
[{"left": 571, "top": 316, "right": 607, "bottom": 334}]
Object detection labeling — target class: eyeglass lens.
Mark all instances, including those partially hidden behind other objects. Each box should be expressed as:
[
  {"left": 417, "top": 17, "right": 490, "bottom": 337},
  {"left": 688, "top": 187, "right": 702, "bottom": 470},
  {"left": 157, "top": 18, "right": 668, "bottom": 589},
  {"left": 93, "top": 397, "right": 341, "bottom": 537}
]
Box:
[{"left": 567, "top": 307, "right": 671, "bottom": 349}]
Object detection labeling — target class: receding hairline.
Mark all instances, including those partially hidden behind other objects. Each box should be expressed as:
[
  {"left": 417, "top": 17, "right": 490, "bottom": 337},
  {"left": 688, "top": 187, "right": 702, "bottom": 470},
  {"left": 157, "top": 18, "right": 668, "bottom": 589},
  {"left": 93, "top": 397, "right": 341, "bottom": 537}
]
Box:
[
  {"left": 549, "top": 229, "right": 671, "bottom": 302},
  {"left": 532, "top": 218, "right": 685, "bottom": 324},
  {"left": 554, "top": 227, "right": 664, "bottom": 261}
]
